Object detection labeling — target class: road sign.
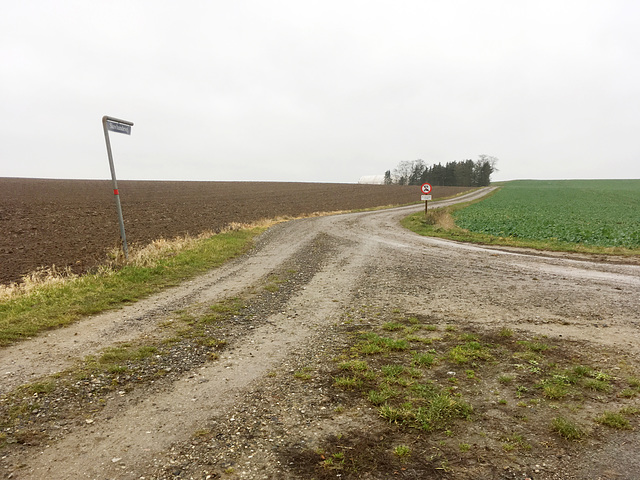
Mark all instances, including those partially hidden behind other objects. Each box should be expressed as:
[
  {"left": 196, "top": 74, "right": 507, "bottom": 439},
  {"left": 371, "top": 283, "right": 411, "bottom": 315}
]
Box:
[
  {"left": 102, "top": 115, "right": 134, "bottom": 260},
  {"left": 421, "top": 195, "right": 432, "bottom": 201},
  {"left": 421, "top": 183, "right": 432, "bottom": 194},
  {"left": 106, "top": 119, "right": 132, "bottom": 135}
]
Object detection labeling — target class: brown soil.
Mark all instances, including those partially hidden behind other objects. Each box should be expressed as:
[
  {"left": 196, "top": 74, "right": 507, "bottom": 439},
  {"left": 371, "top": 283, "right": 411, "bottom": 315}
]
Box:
[
  {"left": 1, "top": 188, "right": 640, "bottom": 479},
  {"left": 0, "top": 178, "right": 469, "bottom": 285}
]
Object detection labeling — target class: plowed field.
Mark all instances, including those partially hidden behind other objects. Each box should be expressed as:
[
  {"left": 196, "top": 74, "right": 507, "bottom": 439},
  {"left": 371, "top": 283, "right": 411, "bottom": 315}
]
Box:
[{"left": 0, "top": 178, "right": 469, "bottom": 285}]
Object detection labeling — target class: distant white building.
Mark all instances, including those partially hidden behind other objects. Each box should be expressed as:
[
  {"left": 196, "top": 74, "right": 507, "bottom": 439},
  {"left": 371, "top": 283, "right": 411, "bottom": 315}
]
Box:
[{"left": 358, "top": 175, "right": 385, "bottom": 185}]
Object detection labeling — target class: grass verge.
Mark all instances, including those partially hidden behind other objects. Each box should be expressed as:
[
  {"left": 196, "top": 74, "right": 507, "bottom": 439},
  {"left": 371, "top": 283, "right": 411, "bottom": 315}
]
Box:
[{"left": 0, "top": 226, "right": 264, "bottom": 346}]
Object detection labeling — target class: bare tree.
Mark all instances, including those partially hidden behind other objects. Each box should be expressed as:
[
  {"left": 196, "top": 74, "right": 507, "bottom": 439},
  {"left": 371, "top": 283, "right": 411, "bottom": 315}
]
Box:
[{"left": 392, "top": 159, "right": 425, "bottom": 185}]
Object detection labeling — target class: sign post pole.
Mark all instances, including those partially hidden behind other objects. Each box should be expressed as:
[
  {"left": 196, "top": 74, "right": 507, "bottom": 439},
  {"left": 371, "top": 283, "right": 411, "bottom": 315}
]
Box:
[
  {"left": 420, "top": 183, "right": 433, "bottom": 220},
  {"left": 102, "top": 115, "right": 134, "bottom": 261}
]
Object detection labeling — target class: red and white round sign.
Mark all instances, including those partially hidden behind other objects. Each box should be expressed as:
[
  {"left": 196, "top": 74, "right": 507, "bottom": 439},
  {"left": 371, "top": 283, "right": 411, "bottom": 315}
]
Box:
[{"left": 420, "top": 183, "right": 432, "bottom": 195}]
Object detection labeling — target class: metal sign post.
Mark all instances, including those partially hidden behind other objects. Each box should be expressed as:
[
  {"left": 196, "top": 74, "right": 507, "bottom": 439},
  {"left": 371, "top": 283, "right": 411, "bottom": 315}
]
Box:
[
  {"left": 102, "top": 115, "right": 134, "bottom": 260},
  {"left": 420, "top": 183, "right": 432, "bottom": 219}
]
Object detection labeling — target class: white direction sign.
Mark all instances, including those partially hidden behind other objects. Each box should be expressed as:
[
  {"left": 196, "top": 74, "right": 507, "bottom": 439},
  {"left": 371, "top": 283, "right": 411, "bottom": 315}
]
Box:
[{"left": 106, "top": 120, "right": 132, "bottom": 135}]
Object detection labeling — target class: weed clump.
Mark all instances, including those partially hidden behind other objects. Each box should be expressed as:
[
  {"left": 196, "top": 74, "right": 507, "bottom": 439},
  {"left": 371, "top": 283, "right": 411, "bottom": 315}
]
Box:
[
  {"left": 423, "top": 207, "right": 456, "bottom": 229},
  {"left": 596, "top": 411, "right": 631, "bottom": 430},
  {"left": 354, "top": 333, "right": 409, "bottom": 354},
  {"left": 551, "top": 416, "right": 585, "bottom": 440}
]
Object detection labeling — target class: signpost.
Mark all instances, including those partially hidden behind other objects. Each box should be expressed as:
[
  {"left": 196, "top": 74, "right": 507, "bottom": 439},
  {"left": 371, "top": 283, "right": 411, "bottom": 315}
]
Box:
[
  {"left": 420, "top": 183, "right": 432, "bottom": 218},
  {"left": 102, "top": 115, "right": 134, "bottom": 260}
]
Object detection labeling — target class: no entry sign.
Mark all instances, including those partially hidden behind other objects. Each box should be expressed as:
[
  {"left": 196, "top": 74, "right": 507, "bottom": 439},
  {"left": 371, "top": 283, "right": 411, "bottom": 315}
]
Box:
[{"left": 421, "top": 183, "right": 432, "bottom": 195}]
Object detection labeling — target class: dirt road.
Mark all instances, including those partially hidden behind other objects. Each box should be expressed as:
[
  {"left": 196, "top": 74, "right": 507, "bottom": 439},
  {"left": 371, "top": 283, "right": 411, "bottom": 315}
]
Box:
[
  {"left": 2, "top": 187, "right": 639, "bottom": 479},
  {"left": 2, "top": 178, "right": 467, "bottom": 285}
]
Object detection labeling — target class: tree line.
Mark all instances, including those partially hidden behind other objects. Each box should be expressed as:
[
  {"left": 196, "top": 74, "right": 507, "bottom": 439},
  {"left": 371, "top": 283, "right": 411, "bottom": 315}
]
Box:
[{"left": 384, "top": 155, "right": 498, "bottom": 187}]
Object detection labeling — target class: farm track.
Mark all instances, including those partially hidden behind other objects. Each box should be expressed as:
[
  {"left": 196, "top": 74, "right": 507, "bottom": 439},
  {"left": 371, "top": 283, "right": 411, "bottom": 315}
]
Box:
[
  {"left": 2, "top": 187, "right": 640, "bottom": 479},
  {"left": 0, "top": 178, "right": 470, "bottom": 285}
]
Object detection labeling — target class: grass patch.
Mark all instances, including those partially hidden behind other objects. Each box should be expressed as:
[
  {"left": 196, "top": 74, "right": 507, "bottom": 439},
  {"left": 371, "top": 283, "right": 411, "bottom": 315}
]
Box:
[
  {"left": 378, "top": 393, "right": 473, "bottom": 432},
  {"left": 498, "top": 375, "right": 514, "bottom": 385},
  {"left": 583, "top": 378, "right": 612, "bottom": 393},
  {"left": 596, "top": 411, "right": 631, "bottom": 429},
  {"left": 448, "top": 340, "right": 492, "bottom": 364},
  {"left": 382, "top": 322, "right": 404, "bottom": 332},
  {"left": 263, "top": 274, "right": 286, "bottom": 293},
  {"left": 315, "top": 316, "right": 640, "bottom": 475},
  {"left": 368, "top": 384, "right": 398, "bottom": 405},
  {"left": 339, "top": 360, "right": 369, "bottom": 372},
  {"left": 381, "top": 364, "right": 405, "bottom": 378},
  {"left": 541, "top": 382, "right": 569, "bottom": 400},
  {"left": 393, "top": 444, "right": 411, "bottom": 458},
  {"left": 98, "top": 345, "right": 157, "bottom": 365},
  {"left": 200, "top": 298, "right": 244, "bottom": 324},
  {"left": 294, "top": 367, "right": 313, "bottom": 381},
  {"left": 517, "top": 340, "right": 551, "bottom": 353},
  {"left": 354, "top": 333, "right": 410, "bottom": 355},
  {"left": 23, "top": 381, "right": 56, "bottom": 396},
  {"left": 501, "top": 433, "right": 531, "bottom": 451},
  {"left": 412, "top": 352, "right": 436, "bottom": 368},
  {"left": 551, "top": 416, "right": 585, "bottom": 440},
  {"left": 498, "top": 327, "right": 514, "bottom": 338},
  {"left": 334, "top": 376, "right": 363, "bottom": 389}
]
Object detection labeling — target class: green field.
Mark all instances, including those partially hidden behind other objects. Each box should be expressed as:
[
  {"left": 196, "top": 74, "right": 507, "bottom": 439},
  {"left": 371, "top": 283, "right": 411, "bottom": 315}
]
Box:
[{"left": 453, "top": 180, "right": 640, "bottom": 248}]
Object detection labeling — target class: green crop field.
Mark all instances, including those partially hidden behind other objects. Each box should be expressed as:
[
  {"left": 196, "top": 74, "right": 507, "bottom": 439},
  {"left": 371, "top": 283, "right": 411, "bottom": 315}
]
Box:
[{"left": 453, "top": 180, "right": 640, "bottom": 249}]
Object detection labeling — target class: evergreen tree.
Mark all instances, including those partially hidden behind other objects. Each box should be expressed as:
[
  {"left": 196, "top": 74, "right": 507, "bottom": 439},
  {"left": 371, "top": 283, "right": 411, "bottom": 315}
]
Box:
[{"left": 386, "top": 156, "right": 497, "bottom": 186}]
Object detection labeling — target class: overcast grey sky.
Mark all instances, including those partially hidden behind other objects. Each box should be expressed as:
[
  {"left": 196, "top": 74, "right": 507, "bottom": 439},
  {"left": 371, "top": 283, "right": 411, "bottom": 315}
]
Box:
[{"left": 2, "top": 1, "right": 639, "bottom": 183}]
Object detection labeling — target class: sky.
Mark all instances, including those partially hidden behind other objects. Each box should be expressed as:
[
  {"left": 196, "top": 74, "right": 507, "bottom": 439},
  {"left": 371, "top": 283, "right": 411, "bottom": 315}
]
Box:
[{"left": 2, "top": 0, "right": 639, "bottom": 183}]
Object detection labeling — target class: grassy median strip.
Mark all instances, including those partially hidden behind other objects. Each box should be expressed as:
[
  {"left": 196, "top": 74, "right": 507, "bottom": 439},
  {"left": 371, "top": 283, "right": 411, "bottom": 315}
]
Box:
[
  {"left": 0, "top": 296, "right": 244, "bottom": 450},
  {"left": 0, "top": 227, "right": 264, "bottom": 346}
]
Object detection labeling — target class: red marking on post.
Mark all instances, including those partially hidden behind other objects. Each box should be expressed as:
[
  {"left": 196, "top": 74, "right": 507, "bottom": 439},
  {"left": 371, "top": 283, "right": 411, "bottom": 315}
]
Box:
[{"left": 113, "top": 189, "right": 119, "bottom": 195}]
